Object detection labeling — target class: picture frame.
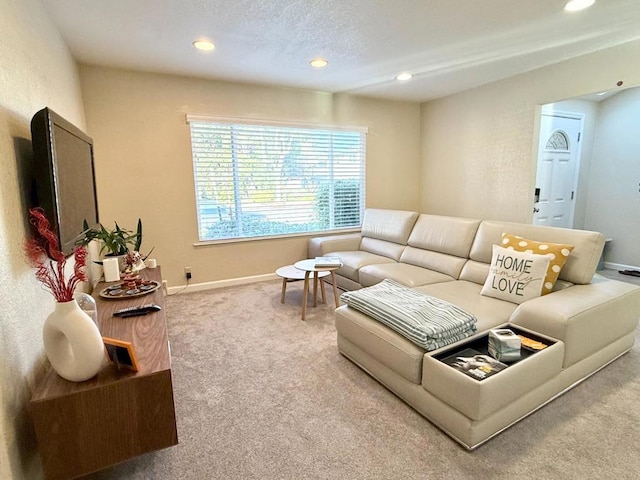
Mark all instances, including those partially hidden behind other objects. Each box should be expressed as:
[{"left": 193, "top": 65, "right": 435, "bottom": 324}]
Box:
[{"left": 103, "top": 337, "right": 140, "bottom": 372}]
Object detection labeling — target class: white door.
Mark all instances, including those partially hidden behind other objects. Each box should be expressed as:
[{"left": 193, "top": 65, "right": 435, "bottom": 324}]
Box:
[{"left": 533, "top": 113, "right": 583, "bottom": 227}]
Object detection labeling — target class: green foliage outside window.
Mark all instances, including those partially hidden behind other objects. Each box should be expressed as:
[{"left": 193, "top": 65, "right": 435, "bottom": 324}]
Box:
[{"left": 315, "top": 180, "right": 361, "bottom": 229}]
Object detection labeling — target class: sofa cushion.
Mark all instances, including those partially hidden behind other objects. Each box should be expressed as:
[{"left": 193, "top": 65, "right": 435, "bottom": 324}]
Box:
[
  {"left": 360, "top": 237, "right": 406, "bottom": 261},
  {"left": 415, "top": 281, "right": 517, "bottom": 333},
  {"left": 335, "top": 306, "right": 426, "bottom": 384},
  {"left": 501, "top": 233, "right": 574, "bottom": 295},
  {"left": 469, "top": 220, "right": 604, "bottom": 285},
  {"left": 308, "top": 233, "right": 362, "bottom": 258},
  {"left": 359, "top": 262, "right": 455, "bottom": 288},
  {"left": 459, "top": 260, "right": 490, "bottom": 285},
  {"left": 400, "top": 246, "right": 467, "bottom": 279},
  {"left": 328, "top": 250, "right": 395, "bottom": 283},
  {"left": 480, "top": 245, "right": 550, "bottom": 304},
  {"left": 407, "top": 214, "right": 480, "bottom": 258},
  {"left": 331, "top": 274, "right": 362, "bottom": 292},
  {"left": 361, "top": 208, "right": 418, "bottom": 244}
]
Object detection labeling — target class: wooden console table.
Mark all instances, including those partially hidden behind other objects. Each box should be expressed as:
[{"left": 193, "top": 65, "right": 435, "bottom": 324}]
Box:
[{"left": 30, "top": 267, "right": 178, "bottom": 480}]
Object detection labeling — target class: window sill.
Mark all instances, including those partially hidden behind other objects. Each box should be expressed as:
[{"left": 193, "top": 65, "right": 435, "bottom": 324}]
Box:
[{"left": 192, "top": 228, "right": 361, "bottom": 247}]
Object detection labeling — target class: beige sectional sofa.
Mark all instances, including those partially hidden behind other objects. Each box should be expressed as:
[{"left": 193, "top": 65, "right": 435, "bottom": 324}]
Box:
[{"left": 309, "top": 209, "right": 640, "bottom": 449}]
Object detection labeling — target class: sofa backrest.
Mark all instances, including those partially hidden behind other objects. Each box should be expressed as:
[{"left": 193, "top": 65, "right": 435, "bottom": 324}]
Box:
[
  {"left": 400, "top": 215, "right": 481, "bottom": 278},
  {"left": 360, "top": 209, "right": 419, "bottom": 261},
  {"left": 407, "top": 214, "right": 481, "bottom": 257},
  {"left": 361, "top": 209, "right": 419, "bottom": 244},
  {"left": 466, "top": 220, "right": 605, "bottom": 285}
]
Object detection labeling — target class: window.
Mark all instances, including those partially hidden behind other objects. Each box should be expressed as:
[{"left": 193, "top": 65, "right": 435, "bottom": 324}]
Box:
[
  {"left": 545, "top": 130, "right": 569, "bottom": 151},
  {"left": 187, "top": 116, "right": 366, "bottom": 242}
]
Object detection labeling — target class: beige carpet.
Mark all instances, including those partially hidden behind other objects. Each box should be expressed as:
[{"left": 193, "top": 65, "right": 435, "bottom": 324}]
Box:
[
  {"left": 85, "top": 279, "right": 640, "bottom": 480},
  {"left": 598, "top": 267, "right": 640, "bottom": 286}
]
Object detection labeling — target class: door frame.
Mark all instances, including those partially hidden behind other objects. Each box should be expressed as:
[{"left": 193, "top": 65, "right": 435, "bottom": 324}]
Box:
[{"left": 532, "top": 108, "right": 585, "bottom": 227}]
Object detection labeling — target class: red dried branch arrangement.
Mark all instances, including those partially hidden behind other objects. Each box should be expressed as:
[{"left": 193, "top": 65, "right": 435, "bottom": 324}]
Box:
[{"left": 23, "top": 208, "right": 88, "bottom": 302}]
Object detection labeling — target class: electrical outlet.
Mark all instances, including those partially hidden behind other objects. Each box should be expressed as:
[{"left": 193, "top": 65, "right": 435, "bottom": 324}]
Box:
[{"left": 184, "top": 267, "right": 192, "bottom": 280}]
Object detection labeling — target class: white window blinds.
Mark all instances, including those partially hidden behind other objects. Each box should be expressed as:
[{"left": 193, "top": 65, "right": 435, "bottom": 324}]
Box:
[{"left": 187, "top": 116, "right": 366, "bottom": 241}]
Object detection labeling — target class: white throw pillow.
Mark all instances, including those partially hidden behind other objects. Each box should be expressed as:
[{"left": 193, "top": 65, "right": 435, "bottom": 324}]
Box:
[{"left": 481, "top": 245, "right": 551, "bottom": 304}]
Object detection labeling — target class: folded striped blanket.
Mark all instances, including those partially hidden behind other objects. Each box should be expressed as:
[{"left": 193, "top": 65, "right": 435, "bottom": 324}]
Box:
[{"left": 340, "top": 279, "right": 477, "bottom": 351}]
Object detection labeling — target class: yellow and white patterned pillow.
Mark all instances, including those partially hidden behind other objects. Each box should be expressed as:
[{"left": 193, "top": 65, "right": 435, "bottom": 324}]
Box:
[{"left": 501, "top": 233, "right": 574, "bottom": 295}]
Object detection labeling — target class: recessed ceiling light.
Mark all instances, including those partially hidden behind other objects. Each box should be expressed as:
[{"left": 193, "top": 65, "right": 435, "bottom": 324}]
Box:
[
  {"left": 193, "top": 40, "right": 215, "bottom": 51},
  {"left": 564, "top": 0, "right": 596, "bottom": 12},
  {"left": 395, "top": 72, "right": 413, "bottom": 81},
  {"left": 310, "top": 58, "right": 328, "bottom": 68}
]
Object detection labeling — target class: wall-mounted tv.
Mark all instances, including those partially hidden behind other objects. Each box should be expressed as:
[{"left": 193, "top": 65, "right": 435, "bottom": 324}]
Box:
[{"left": 30, "top": 107, "right": 100, "bottom": 257}]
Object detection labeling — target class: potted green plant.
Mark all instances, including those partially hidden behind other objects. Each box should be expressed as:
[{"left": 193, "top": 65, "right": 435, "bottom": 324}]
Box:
[
  {"left": 79, "top": 219, "right": 149, "bottom": 270},
  {"left": 84, "top": 219, "right": 142, "bottom": 255}
]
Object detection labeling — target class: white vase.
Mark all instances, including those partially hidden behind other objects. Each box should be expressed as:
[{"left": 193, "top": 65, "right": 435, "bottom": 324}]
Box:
[{"left": 43, "top": 299, "right": 106, "bottom": 382}]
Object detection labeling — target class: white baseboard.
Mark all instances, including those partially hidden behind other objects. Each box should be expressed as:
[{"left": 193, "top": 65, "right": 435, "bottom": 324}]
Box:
[
  {"left": 166, "top": 273, "right": 278, "bottom": 295},
  {"left": 603, "top": 261, "right": 640, "bottom": 271}
]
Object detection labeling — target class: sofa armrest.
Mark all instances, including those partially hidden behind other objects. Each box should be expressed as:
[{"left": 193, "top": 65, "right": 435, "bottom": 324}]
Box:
[
  {"left": 510, "top": 276, "right": 640, "bottom": 368},
  {"left": 308, "top": 233, "right": 362, "bottom": 257}
]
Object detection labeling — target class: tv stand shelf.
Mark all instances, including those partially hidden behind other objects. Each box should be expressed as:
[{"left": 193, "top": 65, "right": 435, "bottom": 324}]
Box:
[{"left": 29, "top": 267, "right": 178, "bottom": 480}]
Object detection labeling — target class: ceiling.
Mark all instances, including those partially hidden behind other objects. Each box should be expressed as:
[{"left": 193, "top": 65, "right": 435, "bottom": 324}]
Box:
[{"left": 41, "top": 0, "right": 640, "bottom": 103}]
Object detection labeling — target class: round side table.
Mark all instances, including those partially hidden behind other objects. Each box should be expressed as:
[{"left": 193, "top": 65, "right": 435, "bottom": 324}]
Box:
[
  {"left": 293, "top": 259, "right": 342, "bottom": 321},
  {"left": 275, "top": 265, "right": 329, "bottom": 305}
]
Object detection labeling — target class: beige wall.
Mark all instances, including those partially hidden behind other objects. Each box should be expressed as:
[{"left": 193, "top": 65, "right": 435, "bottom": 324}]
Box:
[
  {"left": 0, "top": 0, "right": 86, "bottom": 478},
  {"left": 79, "top": 66, "right": 422, "bottom": 287},
  {"left": 584, "top": 87, "right": 640, "bottom": 267},
  {"left": 420, "top": 40, "right": 640, "bottom": 223}
]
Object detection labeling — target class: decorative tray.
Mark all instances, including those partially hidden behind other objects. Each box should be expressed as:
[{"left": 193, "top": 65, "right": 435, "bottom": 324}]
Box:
[{"left": 99, "top": 280, "right": 161, "bottom": 299}]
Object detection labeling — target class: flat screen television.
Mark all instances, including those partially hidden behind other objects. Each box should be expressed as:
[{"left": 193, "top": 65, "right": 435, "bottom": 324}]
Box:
[{"left": 30, "top": 107, "right": 100, "bottom": 257}]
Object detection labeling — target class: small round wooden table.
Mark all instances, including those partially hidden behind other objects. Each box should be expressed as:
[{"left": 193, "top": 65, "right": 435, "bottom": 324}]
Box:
[
  {"left": 293, "top": 259, "right": 342, "bottom": 321},
  {"left": 275, "top": 265, "right": 330, "bottom": 305}
]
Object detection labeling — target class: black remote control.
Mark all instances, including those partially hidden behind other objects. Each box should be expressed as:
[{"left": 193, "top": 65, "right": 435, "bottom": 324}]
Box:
[{"left": 113, "top": 304, "right": 162, "bottom": 318}]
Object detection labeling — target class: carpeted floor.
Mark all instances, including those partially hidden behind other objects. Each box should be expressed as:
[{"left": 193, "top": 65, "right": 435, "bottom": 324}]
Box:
[
  {"left": 598, "top": 268, "right": 640, "bottom": 286},
  {"left": 85, "top": 278, "right": 640, "bottom": 480}
]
